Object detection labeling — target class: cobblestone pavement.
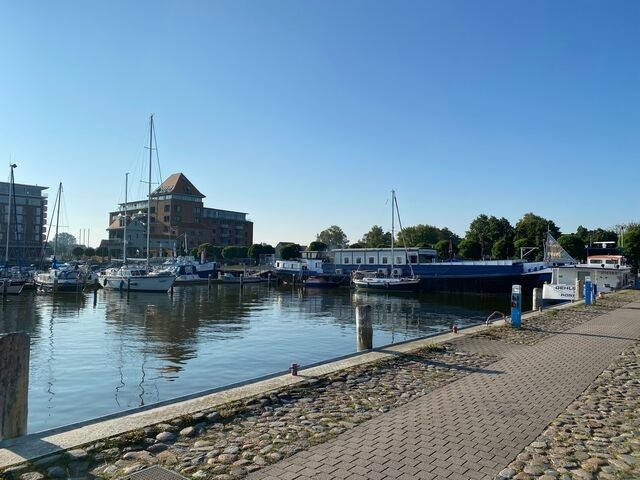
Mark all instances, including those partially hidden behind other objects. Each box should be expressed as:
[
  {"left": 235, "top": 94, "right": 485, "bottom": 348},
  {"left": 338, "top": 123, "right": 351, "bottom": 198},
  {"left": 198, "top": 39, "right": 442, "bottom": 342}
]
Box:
[{"left": 1, "top": 291, "right": 638, "bottom": 480}]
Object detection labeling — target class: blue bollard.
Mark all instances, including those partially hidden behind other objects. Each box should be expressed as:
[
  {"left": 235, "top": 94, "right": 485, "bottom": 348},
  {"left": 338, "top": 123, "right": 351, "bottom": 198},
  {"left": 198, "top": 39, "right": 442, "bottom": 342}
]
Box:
[
  {"left": 510, "top": 285, "right": 522, "bottom": 328},
  {"left": 584, "top": 276, "right": 592, "bottom": 305}
]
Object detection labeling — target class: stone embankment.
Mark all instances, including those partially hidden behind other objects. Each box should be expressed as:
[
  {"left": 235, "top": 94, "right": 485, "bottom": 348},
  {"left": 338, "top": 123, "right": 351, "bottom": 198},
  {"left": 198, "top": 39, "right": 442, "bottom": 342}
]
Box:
[{"left": 1, "top": 290, "right": 638, "bottom": 480}]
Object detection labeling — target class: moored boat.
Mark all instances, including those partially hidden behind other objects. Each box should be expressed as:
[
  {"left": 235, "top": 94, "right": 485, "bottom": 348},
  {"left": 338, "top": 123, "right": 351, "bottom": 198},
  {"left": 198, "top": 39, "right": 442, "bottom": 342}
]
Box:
[
  {"left": 353, "top": 190, "right": 420, "bottom": 292},
  {"left": 98, "top": 116, "right": 176, "bottom": 293}
]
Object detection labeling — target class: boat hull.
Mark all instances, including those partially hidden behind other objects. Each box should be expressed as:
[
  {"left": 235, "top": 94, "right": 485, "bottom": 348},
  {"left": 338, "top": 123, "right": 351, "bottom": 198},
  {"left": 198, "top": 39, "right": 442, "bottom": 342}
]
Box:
[
  {"left": 99, "top": 274, "right": 174, "bottom": 292},
  {"left": 0, "top": 279, "right": 24, "bottom": 295}
]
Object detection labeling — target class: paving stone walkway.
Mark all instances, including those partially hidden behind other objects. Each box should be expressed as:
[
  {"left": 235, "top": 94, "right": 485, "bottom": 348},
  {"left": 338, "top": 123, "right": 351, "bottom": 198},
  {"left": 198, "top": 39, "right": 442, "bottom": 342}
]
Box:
[{"left": 248, "top": 301, "right": 640, "bottom": 480}]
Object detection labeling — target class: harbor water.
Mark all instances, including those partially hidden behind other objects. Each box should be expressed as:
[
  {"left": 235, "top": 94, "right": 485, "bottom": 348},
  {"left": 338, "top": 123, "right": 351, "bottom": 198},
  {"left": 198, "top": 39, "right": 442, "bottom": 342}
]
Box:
[{"left": 1, "top": 284, "right": 510, "bottom": 434}]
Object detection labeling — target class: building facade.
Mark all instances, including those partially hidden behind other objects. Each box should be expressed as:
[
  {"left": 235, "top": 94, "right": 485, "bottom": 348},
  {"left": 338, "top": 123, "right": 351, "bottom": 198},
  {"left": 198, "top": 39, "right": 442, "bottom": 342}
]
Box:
[
  {"left": 104, "top": 173, "right": 253, "bottom": 259},
  {"left": 0, "top": 180, "right": 48, "bottom": 264}
]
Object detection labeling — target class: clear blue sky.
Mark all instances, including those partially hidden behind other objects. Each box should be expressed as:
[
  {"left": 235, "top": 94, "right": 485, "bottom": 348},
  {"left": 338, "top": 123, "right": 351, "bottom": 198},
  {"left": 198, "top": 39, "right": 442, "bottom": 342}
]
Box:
[{"left": 1, "top": 1, "right": 638, "bottom": 248}]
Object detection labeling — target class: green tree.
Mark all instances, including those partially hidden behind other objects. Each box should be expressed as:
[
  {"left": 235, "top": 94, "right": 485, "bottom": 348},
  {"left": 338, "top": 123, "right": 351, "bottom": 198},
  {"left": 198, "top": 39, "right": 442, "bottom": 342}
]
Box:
[
  {"left": 622, "top": 223, "right": 640, "bottom": 274},
  {"left": 457, "top": 239, "right": 481, "bottom": 260},
  {"left": 52, "top": 232, "right": 77, "bottom": 259},
  {"left": 279, "top": 243, "right": 301, "bottom": 260},
  {"left": 557, "top": 234, "right": 586, "bottom": 261},
  {"left": 85, "top": 247, "right": 96, "bottom": 257},
  {"left": 316, "top": 226, "right": 349, "bottom": 249},
  {"left": 209, "top": 246, "right": 224, "bottom": 260},
  {"left": 95, "top": 246, "right": 108, "bottom": 257},
  {"left": 466, "top": 215, "right": 514, "bottom": 259},
  {"left": 248, "top": 243, "right": 275, "bottom": 261},
  {"left": 222, "top": 246, "right": 248, "bottom": 261},
  {"left": 398, "top": 224, "right": 442, "bottom": 247},
  {"left": 72, "top": 246, "right": 84, "bottom": 258},
  {"left": 491, "top": 238, "right": 510, "bottom": 259},
  {"left": 514, "top": 213, "right": 560, "bottom": 261},
  {"left": 360, "top": 225, "right": 391, "bottom": 248},
  {"left": 307, "top": 241, "right": 328, "bottom": 252},
  {"left": 435, "top": 239, "right": 456, "bottom": 260}
]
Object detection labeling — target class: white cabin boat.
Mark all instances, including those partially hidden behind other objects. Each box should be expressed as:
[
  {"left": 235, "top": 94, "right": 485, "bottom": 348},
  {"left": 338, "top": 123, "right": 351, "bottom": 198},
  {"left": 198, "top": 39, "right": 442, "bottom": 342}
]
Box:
[{"left": 542, "top": 247, "right": 633, "bottom": 301}]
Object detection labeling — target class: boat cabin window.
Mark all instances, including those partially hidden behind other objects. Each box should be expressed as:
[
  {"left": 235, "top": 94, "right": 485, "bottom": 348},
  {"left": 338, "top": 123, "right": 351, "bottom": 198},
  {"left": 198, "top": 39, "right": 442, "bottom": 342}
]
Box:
[
  {"left": 395, "top": 256, "right": 403, "bottom": 265},
  {"left": 381, "top": 257, "right": 388, "bottom": 264},
  {"left": 368, "top": 257, "right": 375, "bottom": 264},
  {"left": 343, "top": 258, "right": 350, "bottom": 264},
  {"left": 355, "top": 257, "right": 362, "bottom": 264}
]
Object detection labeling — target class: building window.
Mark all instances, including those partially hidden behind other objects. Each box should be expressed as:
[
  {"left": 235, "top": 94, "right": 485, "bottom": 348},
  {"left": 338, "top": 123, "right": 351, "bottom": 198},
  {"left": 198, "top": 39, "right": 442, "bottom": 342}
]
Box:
[
  {"left": 164, "top": 205, "right": 170, "bottom": 212},
  {"left": 174, "top": 216, "right": 181, "bottom": 222},
  {"left": 163, "top": 216, "right": 170, "bottom": 222}
]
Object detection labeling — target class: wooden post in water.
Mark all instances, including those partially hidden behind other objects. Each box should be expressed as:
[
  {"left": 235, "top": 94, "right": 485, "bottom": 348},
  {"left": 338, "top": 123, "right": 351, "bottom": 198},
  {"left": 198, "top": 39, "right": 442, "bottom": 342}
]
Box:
[
  {"left": 356, "top": 304, "right": 373, "bottom": 352},
  {"left": 239, "top": 274, "right": 244, "bottom": 288},
  {"left": 0, "top": 332, "right": 29, "bottom": 440},
  {"left": 208, "top": 274, "right": 212, "bottom": 292}
]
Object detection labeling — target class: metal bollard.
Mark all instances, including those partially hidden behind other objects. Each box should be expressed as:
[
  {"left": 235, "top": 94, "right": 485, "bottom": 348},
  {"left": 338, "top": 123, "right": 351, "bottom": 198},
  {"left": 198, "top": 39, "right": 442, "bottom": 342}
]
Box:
[{"left": 290, "top": 363, "right": 299, "bottom": 376}]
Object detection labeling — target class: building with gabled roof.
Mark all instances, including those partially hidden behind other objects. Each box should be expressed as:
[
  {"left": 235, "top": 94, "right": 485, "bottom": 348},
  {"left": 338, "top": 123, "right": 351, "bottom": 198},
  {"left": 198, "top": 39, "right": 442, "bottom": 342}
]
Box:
[{"left": 103, "top": 173, "right": 253, "bottom": 259}]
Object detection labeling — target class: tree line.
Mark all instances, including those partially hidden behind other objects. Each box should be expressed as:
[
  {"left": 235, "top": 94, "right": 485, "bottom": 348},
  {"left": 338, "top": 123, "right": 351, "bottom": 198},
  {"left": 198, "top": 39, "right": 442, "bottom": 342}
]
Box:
[
  {"left": 56, "top": 212, "right": 640, "bottom": 274},
  {"left": 312, "top": 213, "right": 640, "bottom": 273}
]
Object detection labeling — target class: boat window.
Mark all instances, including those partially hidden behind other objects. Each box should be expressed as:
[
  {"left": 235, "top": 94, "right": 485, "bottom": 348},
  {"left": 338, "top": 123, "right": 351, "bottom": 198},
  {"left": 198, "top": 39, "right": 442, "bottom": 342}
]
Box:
[
  {"left": 368, "top": 257, "right": 375, "bottom": 264},
  {"left": 381, "top": 257, "right": 388, "bottom": 264},
  {"left": 344, "top": 258, "right": 350, "bottom": 264},
  {"left": 396, "top": 256, "right": 403, "bottom": 264},
  {"left": 355, "top": 257, "right": 362, "bottom": 264}
]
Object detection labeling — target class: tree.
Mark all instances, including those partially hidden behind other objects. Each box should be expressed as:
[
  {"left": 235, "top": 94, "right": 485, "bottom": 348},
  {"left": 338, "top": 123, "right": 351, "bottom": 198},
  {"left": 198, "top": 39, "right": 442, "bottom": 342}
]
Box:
[
  {"left": 95, "top": 246, "right": 108, "bottom": 257},
  {"left": 435, "top": 239, "right": 456, "bottom": 260},
  {"left": 51, "top": 232, "right": 76, "bottom": 259},
  {"left": 316, "top": 226, "right": 348, "bottom": 249},
  {"left": 72, "top": 246, "right": 84, "bottom": 258},
  {"left": 491, "top": 239, "right": 510, "bottom": 259},
  {"left": 466, "top": 215, "right": 514, "bottom": 259},
  {"left": 360, "top": 225, "right": 391, "bottom": 248},
  {"left": 397, "top": 224, "right": 443, "bottom": 248},
  {"left": 85, "top": 247, "right": 96, "bottom": 257},
  {"left": 248, "top": 243, "right": 275, "bottom": 261},
  {"left": 222, "top": 246, "right": 248, "bottom": 261},
  {"left": 514, "top": 213, "right": 560, "bottom": 261},
  {"left": 557, "top": 234, "right": 586, "bottom": 261},
  {"left": 279, "top": 243, "right": 300, "bottom": 260},
  {"left": 457, "top": 239, "right": 481, "bottom": 260},
  {"left": 623, "top": 223, "right": 640, "bottom": 274},
  {"left": 307, "top": 241, "right": 328, "bottom": 252}
]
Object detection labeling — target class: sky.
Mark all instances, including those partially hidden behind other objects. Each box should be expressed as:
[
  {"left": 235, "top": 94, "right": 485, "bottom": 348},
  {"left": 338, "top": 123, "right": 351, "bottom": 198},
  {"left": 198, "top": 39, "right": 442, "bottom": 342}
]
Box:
[{"left": 1, "top": 0, "right": 638, "bottom": 248}]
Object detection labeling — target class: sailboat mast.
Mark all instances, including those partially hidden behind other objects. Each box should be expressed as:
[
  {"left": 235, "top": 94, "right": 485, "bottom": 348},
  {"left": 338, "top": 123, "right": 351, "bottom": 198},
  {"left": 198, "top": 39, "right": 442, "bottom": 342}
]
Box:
[
  {"left": 5, "top": 164, "right": 17, "bottom": 266},
  {"left": 53, "top": 182, "right": 62, "bottom": 258},
  {"left": 123, "top": 173, "right": 128, "bottom": 263},
  {"left": 391, "top": 189, "right": 395, "bottom": 273},
  {"left": 147, "top": 115, "right": 153, "bottom": 268}
]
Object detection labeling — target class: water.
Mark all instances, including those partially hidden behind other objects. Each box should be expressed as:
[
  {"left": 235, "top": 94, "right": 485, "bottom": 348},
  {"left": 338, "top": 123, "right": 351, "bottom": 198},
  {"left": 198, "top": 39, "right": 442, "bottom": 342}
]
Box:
[{"left": 0, "top": 284, "right": 509, "bottom": 433}]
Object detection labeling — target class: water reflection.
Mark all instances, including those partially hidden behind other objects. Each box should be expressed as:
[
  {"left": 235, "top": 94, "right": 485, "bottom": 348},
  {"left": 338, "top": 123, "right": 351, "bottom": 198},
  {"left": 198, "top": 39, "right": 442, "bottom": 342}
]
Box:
[{"left": 1, "top": 284, "right": 508, "bottom": 433}]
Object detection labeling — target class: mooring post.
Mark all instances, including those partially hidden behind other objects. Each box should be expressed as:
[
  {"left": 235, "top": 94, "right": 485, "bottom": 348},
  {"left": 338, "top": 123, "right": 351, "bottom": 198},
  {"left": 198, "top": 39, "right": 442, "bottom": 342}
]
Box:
[
  {"left": 575, "top": 278, "right": 583, "bottom": 300},
  {"left": 532, "top": 287, "right": 542, "bottom": 311},
  {"left": 0, "top": 332, "right": 30, "bottom": 441},
  {"left": 240, "top": 274, "right": 244, "bottom": 288},
  {"left": 208, "top": 274, "right": 212, "bottom": 291},
  {"left": 355, "top": 304, "right": 373, "bottom": 351}
]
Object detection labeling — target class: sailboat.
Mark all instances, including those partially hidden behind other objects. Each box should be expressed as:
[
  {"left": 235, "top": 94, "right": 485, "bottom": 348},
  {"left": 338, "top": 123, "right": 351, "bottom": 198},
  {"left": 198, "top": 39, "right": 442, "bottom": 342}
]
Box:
[
  {"left": 352, "top": 190, "right": 421, "bottom": 292},
  {"left": 98, "top": 115, "right": 176, "bottom": 293},
  {"left": 1, "top": 163, "right": 25, "bottom": 295},
  {"left": 34, "top": 182, "right": 94, "bottom": 293}
]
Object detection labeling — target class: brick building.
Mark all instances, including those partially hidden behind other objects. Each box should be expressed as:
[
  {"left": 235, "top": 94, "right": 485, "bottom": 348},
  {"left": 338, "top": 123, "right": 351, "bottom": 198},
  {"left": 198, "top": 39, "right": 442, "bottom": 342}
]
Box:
[{"left": 104, "top": 173, "right": 253, "bottom": 258}]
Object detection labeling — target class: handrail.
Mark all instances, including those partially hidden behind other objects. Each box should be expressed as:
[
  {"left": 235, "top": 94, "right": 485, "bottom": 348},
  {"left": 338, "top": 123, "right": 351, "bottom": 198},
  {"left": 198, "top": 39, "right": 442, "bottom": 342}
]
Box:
[{"left": 485, "top": 311, "right": 507, "bottom": 325}]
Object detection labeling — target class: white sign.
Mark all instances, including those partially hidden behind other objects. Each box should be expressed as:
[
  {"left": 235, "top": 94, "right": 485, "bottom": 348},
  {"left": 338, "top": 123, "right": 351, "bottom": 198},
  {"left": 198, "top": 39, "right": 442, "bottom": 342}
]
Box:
[{"left": 542, "top": 283, "right": 576, "bottom": 301}]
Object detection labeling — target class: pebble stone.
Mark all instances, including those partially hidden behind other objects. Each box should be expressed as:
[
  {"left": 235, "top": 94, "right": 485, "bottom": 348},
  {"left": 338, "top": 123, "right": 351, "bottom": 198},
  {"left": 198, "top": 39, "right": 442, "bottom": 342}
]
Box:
[{"left": 1, "top": 291, "right": 638, "bottom": 480}]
